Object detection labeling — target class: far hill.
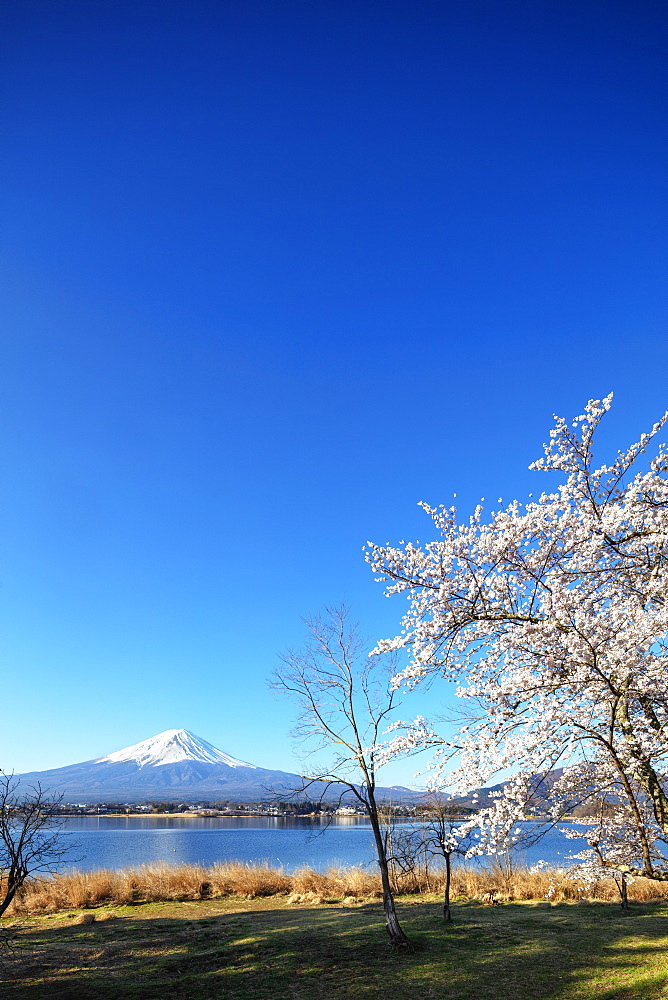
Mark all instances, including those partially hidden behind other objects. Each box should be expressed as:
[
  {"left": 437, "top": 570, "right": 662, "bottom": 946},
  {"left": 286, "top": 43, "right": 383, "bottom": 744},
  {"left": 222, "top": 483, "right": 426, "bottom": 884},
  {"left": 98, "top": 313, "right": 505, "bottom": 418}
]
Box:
[{"left": 14, "top": 728, "right": 423, "bottom": 804}]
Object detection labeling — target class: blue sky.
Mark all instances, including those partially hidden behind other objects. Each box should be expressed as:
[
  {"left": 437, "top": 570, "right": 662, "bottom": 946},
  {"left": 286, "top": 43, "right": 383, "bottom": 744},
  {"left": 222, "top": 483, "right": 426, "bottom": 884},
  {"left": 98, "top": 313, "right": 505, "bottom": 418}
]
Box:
[{"left": 1, "top": 0, "right": 666, "bottom": 785}]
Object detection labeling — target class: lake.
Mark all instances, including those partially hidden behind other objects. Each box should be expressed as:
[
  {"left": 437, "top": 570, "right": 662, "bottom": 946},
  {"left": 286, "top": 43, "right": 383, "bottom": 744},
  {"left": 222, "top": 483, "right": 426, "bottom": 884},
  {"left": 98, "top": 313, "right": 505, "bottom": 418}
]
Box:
[{"left": 54, "top": 816, "right": 590, "bottom": 873}]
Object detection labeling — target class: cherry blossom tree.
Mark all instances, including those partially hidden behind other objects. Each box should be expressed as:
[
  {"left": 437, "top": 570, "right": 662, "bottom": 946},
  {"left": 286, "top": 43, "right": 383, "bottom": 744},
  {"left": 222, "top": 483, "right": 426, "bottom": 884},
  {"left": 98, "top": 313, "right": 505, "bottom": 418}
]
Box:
[
  {"left": 366, "top": 396, "right": 668, "bottom": 884},
  {"left": 560, "top": 798, "right": 657, "bottom": 908}
]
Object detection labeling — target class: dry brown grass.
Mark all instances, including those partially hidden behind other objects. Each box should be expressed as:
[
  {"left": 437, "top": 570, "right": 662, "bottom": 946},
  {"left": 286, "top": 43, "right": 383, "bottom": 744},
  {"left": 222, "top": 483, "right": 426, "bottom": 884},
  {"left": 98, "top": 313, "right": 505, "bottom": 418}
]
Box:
[
  {"left": 445, "top": 865, "right": 668, "bottom": 904},
  {"left": 7, "top": 860, "right": 668, "bottom": 916}
]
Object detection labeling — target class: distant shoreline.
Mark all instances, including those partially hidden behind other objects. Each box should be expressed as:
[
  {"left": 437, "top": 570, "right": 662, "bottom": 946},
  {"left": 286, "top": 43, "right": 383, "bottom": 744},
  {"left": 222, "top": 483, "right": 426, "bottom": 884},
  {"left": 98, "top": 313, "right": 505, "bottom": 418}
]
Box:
[
  {"left": 55, "top": 811, "right": 588, "bottom": 822},
  {"left": 55, "top": 811, "right": 411, "bottom": 819}
]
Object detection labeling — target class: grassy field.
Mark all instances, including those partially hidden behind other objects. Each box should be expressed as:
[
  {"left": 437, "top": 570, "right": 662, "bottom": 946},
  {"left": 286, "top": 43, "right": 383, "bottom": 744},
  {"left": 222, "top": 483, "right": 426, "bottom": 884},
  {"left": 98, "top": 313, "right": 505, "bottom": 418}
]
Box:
[{"left": 4, "top": 894, "right": 668, "bottom": 1000}]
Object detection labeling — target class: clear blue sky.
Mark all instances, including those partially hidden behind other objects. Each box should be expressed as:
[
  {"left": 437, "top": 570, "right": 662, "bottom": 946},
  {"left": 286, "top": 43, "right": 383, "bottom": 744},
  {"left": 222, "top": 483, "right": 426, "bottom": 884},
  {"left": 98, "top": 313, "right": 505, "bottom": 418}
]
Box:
[{"left": 1, "top": 0, "right": 666, "bottom": 785}]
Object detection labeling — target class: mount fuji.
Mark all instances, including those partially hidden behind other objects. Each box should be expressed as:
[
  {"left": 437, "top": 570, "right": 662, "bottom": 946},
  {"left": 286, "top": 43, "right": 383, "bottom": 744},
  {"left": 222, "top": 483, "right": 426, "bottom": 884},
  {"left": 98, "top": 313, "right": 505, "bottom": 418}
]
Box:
[{"left": 15, "top": 729, "right": 421, "bottom": 804}]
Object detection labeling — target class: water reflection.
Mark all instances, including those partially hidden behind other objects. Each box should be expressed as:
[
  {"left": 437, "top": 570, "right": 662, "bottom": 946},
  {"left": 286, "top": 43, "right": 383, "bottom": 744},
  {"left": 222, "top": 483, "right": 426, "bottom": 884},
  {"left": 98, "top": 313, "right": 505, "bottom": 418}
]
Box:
[{"left": 55, "top": 816, "right": 589, "bottom": 873}]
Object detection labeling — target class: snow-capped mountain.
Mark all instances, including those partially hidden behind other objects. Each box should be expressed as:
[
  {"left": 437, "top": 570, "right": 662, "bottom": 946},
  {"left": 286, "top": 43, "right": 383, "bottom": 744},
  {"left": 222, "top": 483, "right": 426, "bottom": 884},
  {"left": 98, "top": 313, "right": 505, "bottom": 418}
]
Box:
[
  {"left": 14, "top": 729, "right": 421, "bottom": 804},
  {"left": 98, "top": 729, "right": 255, "bottom": 769}
]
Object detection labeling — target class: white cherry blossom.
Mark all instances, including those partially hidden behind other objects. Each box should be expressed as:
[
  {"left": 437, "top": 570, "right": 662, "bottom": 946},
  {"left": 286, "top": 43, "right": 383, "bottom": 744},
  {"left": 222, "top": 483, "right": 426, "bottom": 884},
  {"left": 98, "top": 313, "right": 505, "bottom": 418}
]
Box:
[{"left": 366, "top": 397, "right": 668, "bottom": 879}]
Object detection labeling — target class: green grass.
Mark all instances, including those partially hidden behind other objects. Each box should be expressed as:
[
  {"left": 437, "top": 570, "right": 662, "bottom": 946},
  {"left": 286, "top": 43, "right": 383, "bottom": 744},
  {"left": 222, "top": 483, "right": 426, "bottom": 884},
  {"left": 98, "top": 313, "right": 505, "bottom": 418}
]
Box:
[{"left": 3, "top": 895, "right": 668, "bottom": 1000}]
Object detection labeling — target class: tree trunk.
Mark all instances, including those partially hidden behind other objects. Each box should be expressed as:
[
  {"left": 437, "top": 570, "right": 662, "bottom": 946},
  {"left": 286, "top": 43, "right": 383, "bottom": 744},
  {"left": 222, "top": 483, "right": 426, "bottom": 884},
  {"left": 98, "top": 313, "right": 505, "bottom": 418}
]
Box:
[
  {"left": 619, "top": 874, "right": 629, "bottom": 911},
  {"left": 0, "top": 869, "right": 20, "bottom": 918},
  {"left": 443, "top": 853, "right": 452, "bottom": 922},
  {"left": 367, "top": 798, "right": 410, "bottom": 947}
]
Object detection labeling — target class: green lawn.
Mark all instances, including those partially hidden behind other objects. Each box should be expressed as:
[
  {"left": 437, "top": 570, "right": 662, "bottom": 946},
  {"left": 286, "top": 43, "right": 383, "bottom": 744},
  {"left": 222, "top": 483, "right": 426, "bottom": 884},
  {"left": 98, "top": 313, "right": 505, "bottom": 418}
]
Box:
[{"left": 3, "top": 896, "right": 668, "bottom": 999}]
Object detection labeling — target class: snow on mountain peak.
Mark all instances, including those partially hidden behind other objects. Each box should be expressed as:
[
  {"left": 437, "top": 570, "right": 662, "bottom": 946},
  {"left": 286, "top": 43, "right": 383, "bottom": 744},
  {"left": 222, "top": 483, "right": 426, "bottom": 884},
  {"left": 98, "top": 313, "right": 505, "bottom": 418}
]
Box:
[{"left": 97, "top": 729, "right": 256, "bottom": 769}]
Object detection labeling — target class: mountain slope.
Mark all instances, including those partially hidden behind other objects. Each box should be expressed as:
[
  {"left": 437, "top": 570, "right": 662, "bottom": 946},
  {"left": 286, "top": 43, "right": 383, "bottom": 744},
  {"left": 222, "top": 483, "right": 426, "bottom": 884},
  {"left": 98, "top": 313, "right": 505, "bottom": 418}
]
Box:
[{"left": 15, "top": 729, "right": 421, "bottom": 804}]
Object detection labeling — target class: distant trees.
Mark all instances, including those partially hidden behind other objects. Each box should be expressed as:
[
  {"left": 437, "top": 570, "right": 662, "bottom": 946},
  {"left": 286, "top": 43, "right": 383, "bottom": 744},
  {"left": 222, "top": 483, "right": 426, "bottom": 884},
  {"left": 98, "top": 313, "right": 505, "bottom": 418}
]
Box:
[
  {"left": 366, "top": 396, "right": 668, "bottom": 885},
  {"left": 273, "top": 606, "right": 410, "bottom": 947},
  {"left": 0, "top": 773, "right": 74, "bottom": 918}
]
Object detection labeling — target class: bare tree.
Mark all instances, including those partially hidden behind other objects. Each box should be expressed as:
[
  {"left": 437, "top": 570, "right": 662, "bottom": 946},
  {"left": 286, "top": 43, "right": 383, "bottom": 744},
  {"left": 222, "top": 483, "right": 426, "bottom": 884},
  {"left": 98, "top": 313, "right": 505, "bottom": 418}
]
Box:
[
  {"left": 421, "top": 795, "right": 475, "bottom": 922},
  {"left": 0, "top": 773, "right": 74, "bottom": 918},
  {"left": 273, "top": 606, "right": 410, "bottom": 947},
  {"left": 382, "top": 812, "right": 430, "bottom": 892},
  {"left": 382, "top": 796, "right": 474, "bottom": 922}
]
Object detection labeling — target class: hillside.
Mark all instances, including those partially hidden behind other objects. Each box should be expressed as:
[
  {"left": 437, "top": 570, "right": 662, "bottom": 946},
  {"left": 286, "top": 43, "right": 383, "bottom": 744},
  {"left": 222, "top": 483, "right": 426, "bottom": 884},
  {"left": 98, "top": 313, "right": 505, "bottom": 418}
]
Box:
[{"left": 15, "top": 728, "right": 421, "bottom": 804}]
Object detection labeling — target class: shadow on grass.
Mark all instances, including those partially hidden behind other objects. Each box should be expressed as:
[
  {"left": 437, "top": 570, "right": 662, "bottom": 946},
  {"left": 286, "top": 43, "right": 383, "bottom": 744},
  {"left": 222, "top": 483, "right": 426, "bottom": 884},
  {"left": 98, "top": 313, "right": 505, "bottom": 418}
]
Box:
[{"left": 3, "top": 899, "right": 668, "bottom": 1000}]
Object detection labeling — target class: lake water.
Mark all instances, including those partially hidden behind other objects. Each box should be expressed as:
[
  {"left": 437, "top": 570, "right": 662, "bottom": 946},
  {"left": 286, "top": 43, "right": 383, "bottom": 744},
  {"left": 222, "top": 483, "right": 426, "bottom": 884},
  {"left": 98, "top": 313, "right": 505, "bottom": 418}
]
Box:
[{"left": 54, "top": 816, "right": 590, "bottom": 873}]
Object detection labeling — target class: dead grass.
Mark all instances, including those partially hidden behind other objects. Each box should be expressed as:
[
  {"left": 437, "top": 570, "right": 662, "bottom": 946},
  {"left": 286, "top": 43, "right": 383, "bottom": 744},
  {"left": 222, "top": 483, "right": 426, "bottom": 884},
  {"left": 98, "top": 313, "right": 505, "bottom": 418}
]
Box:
[{"left": 6, "top": 859, "right": 668, "bottom": 916}]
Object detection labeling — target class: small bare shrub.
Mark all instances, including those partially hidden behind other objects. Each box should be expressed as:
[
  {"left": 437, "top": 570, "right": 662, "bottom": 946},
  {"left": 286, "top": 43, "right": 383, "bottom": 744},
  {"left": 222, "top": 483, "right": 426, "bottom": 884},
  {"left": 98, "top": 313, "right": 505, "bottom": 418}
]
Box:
[
  {"left": 208, "top": 862, "right": 291, "bottom": 898},
  {"left": 332, "top": 866, "right": 380, "bottom": 899},
  {"left": 291, "top": 867, "right": 329, "bottom": 897}
]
